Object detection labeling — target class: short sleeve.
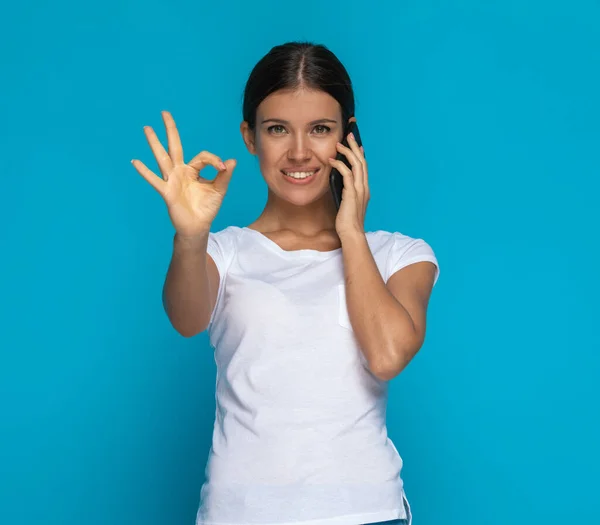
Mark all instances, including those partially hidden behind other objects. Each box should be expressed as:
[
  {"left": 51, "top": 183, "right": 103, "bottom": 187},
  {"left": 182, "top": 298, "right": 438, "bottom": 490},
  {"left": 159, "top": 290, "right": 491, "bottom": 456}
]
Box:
[
  {"left": 386, "top": 232, "right": 440, "bottom": 285},
  {"left": 206, "top": 226, "right": 238, "bottom": 327}
]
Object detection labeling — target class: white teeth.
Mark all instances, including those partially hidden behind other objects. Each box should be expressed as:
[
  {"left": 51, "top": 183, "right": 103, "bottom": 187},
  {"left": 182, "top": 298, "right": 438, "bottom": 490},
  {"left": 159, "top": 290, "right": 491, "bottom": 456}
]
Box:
[{"left": 284, "top": 171, "right": 316, "bottom": 179}]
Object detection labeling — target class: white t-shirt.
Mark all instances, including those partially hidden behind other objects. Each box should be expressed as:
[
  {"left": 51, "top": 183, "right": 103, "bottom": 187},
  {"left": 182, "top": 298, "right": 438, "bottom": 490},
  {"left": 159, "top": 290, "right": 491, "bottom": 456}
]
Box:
[{"left": 196, "top": 226, "right": 439, "bottom": 525}]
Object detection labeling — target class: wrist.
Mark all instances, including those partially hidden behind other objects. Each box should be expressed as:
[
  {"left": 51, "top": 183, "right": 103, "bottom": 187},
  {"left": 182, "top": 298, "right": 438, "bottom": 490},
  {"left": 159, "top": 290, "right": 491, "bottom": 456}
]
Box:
[
  {"left": 173, "top": 231, "right": 210, "bottom": 254},
  {"left": 338, "top": 229, "right": 367, "bottom": 245}
]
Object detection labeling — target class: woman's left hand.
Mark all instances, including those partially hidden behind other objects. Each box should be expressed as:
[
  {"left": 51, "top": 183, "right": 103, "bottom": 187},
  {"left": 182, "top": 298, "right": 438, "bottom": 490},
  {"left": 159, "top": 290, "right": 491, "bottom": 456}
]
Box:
[{"left": 329, "top": 131, "right": 369, "bottom": 238}]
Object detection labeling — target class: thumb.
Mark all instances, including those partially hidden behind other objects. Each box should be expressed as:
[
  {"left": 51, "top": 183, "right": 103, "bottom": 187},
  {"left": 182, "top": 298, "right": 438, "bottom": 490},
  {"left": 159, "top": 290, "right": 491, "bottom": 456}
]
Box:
[{"left": 213, "top": 158, "right": 236, "bottom": 195}]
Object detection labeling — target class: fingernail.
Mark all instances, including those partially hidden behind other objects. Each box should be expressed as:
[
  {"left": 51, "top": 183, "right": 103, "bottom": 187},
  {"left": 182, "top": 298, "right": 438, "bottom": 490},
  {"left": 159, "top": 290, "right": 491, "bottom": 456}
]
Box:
[
  {"left": 219, "top": 162, "right": 227, "bottom": 170},
  {"left": 349, "top": 132, "right": 355, "bottom": 140}
]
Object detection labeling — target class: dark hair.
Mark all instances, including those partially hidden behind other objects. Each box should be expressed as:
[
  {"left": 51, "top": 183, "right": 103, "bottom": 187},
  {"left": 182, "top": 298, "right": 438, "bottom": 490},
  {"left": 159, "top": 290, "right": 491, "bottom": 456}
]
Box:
[{"left": 242, "top": 41, "right": 355, "bottom": 131}]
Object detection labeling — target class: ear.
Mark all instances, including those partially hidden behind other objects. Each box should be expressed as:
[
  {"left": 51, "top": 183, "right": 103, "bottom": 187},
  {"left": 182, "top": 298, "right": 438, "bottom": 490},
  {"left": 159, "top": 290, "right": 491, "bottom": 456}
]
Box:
[
  {"left": 240, "top": 121, "right": 257, "bottom": 155},
  {"left": 348, "top": 116, "right": 357, "bottom": 125}
]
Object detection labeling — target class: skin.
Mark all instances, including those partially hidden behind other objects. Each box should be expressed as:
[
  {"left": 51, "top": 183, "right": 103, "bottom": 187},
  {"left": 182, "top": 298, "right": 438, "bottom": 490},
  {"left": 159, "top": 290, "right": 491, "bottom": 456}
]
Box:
[
  {"left": 240, "top": 87, "right": 364, "bottom": 249},
  {"left": 132, "top": 89, "right": 436, "bottom": 379}
]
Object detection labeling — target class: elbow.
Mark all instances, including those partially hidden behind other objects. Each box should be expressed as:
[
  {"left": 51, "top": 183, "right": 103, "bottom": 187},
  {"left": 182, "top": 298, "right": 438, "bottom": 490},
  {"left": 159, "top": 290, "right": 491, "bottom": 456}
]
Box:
[
  {"left": 174, "top": 321, "right": 211, "bottom": 337},
  {"left": 370, "top": 337, "right": 424, "bottom": 381},
  {"left": 371, "top": 365, "right": 400, "bottom": 382},
  {"left": 171, "top": 317, "right": 208, "bottom": 338},
  {"left": 176, "top": 326, "right": 203, "bottom": 338},
  {"left": 165, "top": 309, "right": 207, "bottom": 338},
  {"left": 370, "top": 355, "right": 407, "bottom": 381}
]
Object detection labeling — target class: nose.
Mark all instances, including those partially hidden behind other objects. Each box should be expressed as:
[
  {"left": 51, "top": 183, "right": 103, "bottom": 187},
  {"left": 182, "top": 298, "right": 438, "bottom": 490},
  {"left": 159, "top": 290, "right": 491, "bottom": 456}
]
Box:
[{"left": 287, "top": 134, "right": 311, "bottom": 161}]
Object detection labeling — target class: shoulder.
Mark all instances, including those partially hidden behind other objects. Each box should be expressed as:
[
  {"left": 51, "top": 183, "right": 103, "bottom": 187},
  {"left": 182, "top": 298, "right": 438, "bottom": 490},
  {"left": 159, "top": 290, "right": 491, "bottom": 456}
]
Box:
[
  {"left": 367, "top": 229, "right": 435, "bottom": 251},
  {"left": 207, "top": 225, "right": 244, "bottom": 271},
  {"left": 367, "top": 229, "right": 439, "bottom": 284},
  {"left": 366, "top": 229, "right": 419, "bottom": 251},
  {"left": 209, "top": 225, "right": 243, "bottom": 241}
]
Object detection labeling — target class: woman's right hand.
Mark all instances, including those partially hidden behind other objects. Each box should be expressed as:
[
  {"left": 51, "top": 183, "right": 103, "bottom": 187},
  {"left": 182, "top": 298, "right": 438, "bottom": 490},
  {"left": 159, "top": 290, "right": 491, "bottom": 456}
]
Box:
[{"left": 132, "top": 111, "right": 236, "bottom": 239}]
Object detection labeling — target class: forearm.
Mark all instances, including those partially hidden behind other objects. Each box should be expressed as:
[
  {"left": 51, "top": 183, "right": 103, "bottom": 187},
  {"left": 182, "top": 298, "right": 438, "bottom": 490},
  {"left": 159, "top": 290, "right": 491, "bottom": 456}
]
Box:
[
  {"left": 163, "top": 232, "right": 212, "bottom": 337},
  {"left": 340, "top": 232, "right": 419, "bottom": 380}
]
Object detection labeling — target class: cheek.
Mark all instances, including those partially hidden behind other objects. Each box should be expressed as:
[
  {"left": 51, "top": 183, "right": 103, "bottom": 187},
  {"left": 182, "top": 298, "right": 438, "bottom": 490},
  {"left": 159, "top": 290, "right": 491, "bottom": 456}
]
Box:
[
  {"left": 317, "top": 138, "right": 339, "bottom": 159},
  {"left": 256, "top": 135, "right": 292, "bottom": 161},
  {"left": 257, "top": 143, "right": 280, "bottom": 165}
]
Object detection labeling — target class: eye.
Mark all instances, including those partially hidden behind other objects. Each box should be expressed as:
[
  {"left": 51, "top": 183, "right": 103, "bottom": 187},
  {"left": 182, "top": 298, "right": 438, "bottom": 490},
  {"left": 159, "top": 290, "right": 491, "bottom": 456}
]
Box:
[
  {"left": 267, "top": 125, "right": 286, "bottom": 135},
  {"left": 313, "top": 125, "right": 331, "bottom": 134}
]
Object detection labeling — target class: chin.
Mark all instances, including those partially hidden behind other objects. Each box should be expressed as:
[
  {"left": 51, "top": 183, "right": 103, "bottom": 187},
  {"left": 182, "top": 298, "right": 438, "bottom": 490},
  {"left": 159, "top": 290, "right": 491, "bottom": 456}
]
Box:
[{"left": 280, "top": 189, "right": 332, "bottom": 208}]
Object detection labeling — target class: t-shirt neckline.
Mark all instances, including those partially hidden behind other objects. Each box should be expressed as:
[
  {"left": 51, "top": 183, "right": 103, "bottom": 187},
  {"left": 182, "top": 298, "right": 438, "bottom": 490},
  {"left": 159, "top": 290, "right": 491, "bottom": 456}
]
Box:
[{"left": 240, "top": 226, "right": 343, "bottom": 258}]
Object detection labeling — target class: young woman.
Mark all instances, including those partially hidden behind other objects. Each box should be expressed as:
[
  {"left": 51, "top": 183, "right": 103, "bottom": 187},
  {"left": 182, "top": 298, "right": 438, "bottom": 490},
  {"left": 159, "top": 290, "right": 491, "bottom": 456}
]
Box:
[{"left": 132, "top": 41, "right": 439, "bottom": 525}]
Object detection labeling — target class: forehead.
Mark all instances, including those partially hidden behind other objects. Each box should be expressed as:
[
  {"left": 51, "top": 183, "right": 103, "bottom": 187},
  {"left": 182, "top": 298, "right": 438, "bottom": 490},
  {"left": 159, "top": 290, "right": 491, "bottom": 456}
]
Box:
[{"left": 257, "top": 88, "right": 341, "bottom": 121}]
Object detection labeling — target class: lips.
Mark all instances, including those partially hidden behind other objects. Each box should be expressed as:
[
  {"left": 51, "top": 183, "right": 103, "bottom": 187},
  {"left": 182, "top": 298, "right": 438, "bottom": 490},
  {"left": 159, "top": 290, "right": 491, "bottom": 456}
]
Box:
[
  {"left": 281, "top": 167, "right": 320, "bottom": 185},
  {"left": 281, "top": 168, "right": 321, "bottom": 174}
]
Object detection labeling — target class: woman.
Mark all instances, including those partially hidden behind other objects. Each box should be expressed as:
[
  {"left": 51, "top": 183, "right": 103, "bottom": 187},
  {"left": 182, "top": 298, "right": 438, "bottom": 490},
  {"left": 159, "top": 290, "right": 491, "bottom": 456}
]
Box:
[{"left": 132, "top": 42, "right": 439, "bottom": 525}]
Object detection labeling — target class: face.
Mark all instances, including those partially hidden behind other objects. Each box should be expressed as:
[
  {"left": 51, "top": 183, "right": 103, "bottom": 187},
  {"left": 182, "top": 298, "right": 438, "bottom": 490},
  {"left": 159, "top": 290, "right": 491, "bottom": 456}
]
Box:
[{"left": 241, "top": 88, "right": 348, "bottom": 207}]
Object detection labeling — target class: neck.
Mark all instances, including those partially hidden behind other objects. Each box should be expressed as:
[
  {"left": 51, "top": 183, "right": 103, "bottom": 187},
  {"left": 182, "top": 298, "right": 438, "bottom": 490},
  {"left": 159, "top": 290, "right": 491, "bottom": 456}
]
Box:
[{"left": 251, "top": 189, "right": 338, "bottom": 236}]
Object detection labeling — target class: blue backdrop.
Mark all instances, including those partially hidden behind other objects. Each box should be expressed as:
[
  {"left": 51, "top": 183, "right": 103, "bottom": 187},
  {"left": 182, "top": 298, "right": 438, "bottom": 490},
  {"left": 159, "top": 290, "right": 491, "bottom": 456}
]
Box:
[{"left": 2, "top": 1, "right": 599, "bottom": 524}]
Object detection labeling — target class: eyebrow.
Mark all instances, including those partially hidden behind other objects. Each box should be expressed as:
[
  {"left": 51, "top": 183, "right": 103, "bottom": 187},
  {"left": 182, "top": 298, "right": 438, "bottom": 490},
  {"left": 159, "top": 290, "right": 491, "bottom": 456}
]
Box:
[{"left": 260, "top": 118, "right": 339, "bottom": 125}]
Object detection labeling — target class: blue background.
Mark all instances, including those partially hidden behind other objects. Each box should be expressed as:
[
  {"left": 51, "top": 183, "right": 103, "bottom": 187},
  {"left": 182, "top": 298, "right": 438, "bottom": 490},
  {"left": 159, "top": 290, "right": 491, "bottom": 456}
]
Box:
[{"left": 1, "top": 1, "right": 599, "bottom": 524}]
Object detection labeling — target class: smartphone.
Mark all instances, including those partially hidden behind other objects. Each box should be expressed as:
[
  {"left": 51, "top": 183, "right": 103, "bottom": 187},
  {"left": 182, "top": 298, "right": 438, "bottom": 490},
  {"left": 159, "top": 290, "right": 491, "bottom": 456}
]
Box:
[{"left": 329, "top": 120, "right": 364, "bottom": 211}]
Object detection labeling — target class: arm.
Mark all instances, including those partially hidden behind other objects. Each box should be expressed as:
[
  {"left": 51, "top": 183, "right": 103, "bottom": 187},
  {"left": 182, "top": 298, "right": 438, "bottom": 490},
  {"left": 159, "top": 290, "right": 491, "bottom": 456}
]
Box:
[
  {"left": 162, "top": 232, "right": 220, "bottom": 337},
  {"left": 341, "top": 232, "right": 437, "bottom": 381}
]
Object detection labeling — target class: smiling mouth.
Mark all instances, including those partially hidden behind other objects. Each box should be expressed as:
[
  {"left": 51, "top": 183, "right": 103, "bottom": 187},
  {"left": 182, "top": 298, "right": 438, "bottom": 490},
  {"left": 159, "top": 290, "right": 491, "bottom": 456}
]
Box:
[{"left": 281, "top": 168, "right": 320, "bottom": 180}]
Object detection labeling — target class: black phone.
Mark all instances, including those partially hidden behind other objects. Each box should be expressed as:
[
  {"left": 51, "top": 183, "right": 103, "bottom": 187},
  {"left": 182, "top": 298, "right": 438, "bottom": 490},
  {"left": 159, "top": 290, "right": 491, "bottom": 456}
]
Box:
[{"left": 329, "top": 120, "right": 364, "bottom": 211}]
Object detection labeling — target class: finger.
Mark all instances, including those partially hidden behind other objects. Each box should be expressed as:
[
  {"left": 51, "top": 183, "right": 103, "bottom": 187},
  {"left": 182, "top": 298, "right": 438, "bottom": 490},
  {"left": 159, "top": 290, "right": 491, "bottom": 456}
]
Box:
[
  {"left": 358, "top": 145, "right": 369, "bottom": 200},
  {"left": 212, "top": 159, "right": 237, "bottom": 195},
  {"left": 131, "top": 159, "right": 166, "bottom": 195},
  {"left": 162, "top": 111, "right": 184, "bottom": 166},
  {"left": 347, "top": 132, "right": 362, "bottom": 158},
  {"left": 360, "top": 145, "right": 368, "bottom": 175},
  {"left": 346, "top": 133, "right": 367, "bottom": 189},
  {"left": 336, "top": 141, "right": 364, "bottom": 192},
  {"left": 144, "top": 126, "right": 173, "bottom": 181},
  {"left": 188, "top": 150, "right": 228, "bottom": 176},
  {"left": 336, "top": 142, "right": 362, "bottom": 176},
  {"left": 357, "top": 145, "right": 367, "bottom": 169},
  {"left": 328, "top": 158, "right": 357, "bottom": 198}
]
